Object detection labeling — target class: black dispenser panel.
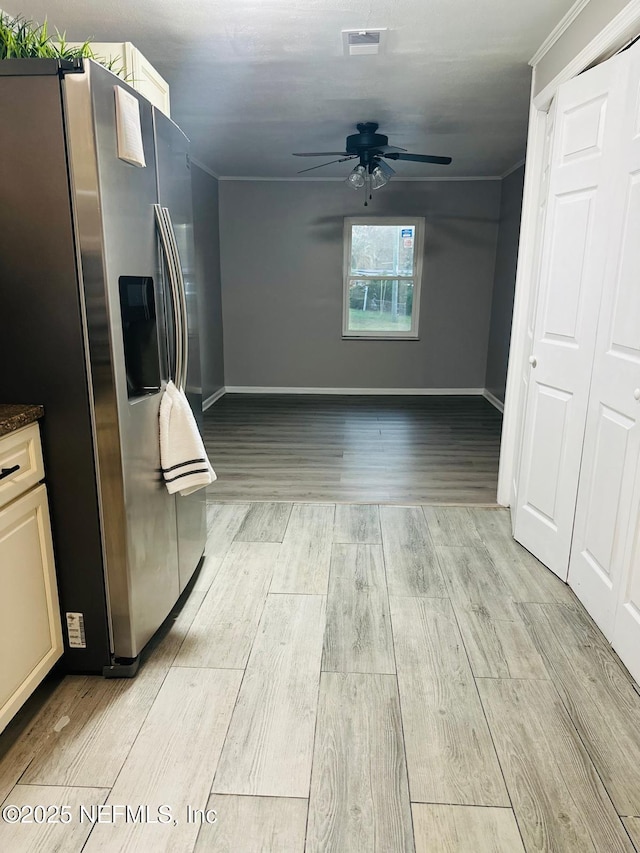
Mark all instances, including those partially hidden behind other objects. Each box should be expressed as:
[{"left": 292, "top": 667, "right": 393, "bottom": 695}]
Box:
[{"left": 118, "top": 275, "right": 161, "bottom": 398}]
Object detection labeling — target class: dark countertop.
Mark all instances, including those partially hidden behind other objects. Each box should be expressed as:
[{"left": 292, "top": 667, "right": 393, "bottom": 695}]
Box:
[{"left": 0, "top": 403, "right": 44, "bottom": 438}]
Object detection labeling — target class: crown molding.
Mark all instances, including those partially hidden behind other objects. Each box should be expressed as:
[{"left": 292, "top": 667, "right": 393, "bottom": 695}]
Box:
[
  {"left": 217, "top": 175, "right": 501, "bottom": 183},
  {"left": 382, "top": 175, "right": 501, "bottom": 182},
  {"left": 533, "top": 0, "right": 640, "bottom": 108},
  {"left": 500, "top": 159, "right": 526, "bottom": 179},
  {"left": 529, "top": 0, "right": 591, "bottom": 66},
  {"left": 190, "top": 157, "right": 220, "bottom": 180},
  {"left": 219, "top": 176, "right": 349, "bottom": 182}
]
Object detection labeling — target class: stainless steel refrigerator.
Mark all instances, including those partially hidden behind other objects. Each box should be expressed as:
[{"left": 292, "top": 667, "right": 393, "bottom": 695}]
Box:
[{"left": 0, "top": 58, "right": 206, "bottom": 675}]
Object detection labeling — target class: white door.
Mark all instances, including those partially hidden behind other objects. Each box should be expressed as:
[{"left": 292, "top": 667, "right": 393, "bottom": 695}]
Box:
[
  {"left": 568, "top": 42, "right": 640, "bottom": 639},
  {"left": 569, "top": 46, "right": 640, "bottom": 663},
  {"left": 613, "top": 487, "right": 640, "bottom": 685},
  {"left": 510, "top": 98, "right": 556, "bottom": 518},
  {"left": 609, "top": 40, "right": 640, "bottom": 685},
  {"left": 514, "top": 53, "right": 628, "bottom": 578}
]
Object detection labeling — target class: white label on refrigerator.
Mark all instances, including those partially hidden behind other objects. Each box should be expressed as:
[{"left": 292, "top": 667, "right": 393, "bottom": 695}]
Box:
[
  {"left": 66, "top": 612, "right": 87, "bottom": 649},
  {"left": 114, "top": 85, "right": 146, "bottom": 167}
]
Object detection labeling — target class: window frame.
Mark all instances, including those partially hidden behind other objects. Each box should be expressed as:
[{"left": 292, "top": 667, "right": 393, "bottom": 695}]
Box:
[{"left": 342, "top": 216, "right": 425, "bottom": 340}]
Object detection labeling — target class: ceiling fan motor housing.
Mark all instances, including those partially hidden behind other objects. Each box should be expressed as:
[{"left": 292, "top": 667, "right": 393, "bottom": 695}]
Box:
[{"left": 346, "top": 122, "right": 388, "bottom": 154}]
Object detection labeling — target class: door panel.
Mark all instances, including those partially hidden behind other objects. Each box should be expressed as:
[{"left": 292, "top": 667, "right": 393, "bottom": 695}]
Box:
[
  {"left": 560, "top": 94, "right": 607, "bottom": 162},
  {"left": 525, "top": 384, "right": 571, "bottom": 526},
  {"left": 570, "top": 43, "right": 640, "bottom": 668},
  {"left": 153, "top": 108, "right": 206, "bottom": 592},
  {"left": 579, "top": 406, "right": 633, "bottom": 587},
  {"left": 614, "top": 499, "right": 640, "bottom": 684},
  {"left": 511, "top": 100, "right": 556, "bottom": 519},
  {"left": 611, "top": 175, "right": 640, "bottom": 350},
  {"left": 541, "top": 191, "right": 594, "bottom": 342},
  {"left": 515, "top": 53, "right": 628, "bottom": 579}
]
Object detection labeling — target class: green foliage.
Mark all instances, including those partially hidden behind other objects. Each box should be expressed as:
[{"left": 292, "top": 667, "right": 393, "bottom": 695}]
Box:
[{"left": 0, "top": 12, "right": 126, "bottom": 77}]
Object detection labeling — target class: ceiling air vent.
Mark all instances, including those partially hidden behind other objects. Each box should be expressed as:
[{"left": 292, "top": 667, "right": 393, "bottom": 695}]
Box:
[{"left": 342, "top": 29, "right": 387, "bottom": 56}]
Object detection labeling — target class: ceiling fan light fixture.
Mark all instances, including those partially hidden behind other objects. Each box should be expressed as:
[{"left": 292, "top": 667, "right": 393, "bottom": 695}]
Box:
[
  {"left": 376, "top": 159, "right": 395, "bottom": 178},
  {"left": 347, "top": 164, "right": 366, "bottom": 189},
  {"left": 370, "top": 165, "right": 389, "bottom": 190},
  {"left": 292, "top": 123, "right": 451, "bottom": 194}
]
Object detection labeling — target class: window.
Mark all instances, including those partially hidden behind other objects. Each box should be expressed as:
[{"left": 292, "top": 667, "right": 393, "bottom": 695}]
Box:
[{"left": 343, "top": 217, "right": 424, "bottom": 339}]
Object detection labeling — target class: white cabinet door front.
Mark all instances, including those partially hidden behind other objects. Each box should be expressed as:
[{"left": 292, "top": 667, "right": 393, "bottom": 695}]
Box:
[
  {"left": 0, "top": 484, "right": 63, "bottom": 733},
  {"left": 569, "top": 42, "right": 640, "bottom": 644},
  {"left": 514, "top": 53, "right": 628, "bottom": 578}
]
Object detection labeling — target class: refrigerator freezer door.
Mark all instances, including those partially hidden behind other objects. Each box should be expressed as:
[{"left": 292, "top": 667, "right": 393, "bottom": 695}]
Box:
[
  {"left": 154, "top": 109, "right": 207, "bottom": 592},
  {"left": 64, "top": 62, "right": 181, "bottom": 659}
]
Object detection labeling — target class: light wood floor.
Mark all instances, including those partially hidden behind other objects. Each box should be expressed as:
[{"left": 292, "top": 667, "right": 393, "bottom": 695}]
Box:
[
  {"left": 1, "top": 504, "right": 639, "bottom": 851},
  {"left": 203, "top": 394, "right": 502, "bottom": 504}
]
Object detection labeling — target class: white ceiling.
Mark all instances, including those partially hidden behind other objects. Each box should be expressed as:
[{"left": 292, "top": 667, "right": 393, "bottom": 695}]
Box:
[{"left": 9, "top": 0, "right": 576, "bottom": 177}]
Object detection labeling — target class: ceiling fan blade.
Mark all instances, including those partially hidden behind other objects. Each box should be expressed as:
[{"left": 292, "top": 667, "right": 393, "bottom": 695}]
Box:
[
  {"left": 297, "top": 156, "right": 357, "bottom": 174},
  {"left": 384, "top": 152, "right": 452, "bottom": 165},
  {"left": 292, "top": 151, "right": 350, "bottom": 156},
  {"left": 375, "top": 144, "right": 408, "bottom": 153}
]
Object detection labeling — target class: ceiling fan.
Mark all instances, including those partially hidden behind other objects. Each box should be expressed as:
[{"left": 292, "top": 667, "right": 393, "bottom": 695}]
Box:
[{"left": 292, "top": 122, "right": 452, "bottom": 203}]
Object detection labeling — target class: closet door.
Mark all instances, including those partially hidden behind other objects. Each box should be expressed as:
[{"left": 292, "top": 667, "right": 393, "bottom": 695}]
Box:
[
  {"left": 514, "top": 53, "right": 627, "bottom": 578},
  {"left": 510, "top": 99, "right": 556, "bottom": 514},
  {"left": 568, "top": 43, "right": 640, "bottom": 661},
  {"left": 613, "top": 489, "right": 640, "bottom": 685}
]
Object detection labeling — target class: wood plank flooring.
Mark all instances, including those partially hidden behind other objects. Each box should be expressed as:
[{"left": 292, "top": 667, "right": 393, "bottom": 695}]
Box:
[
  {"left": 380, "top": 505, "right": 446, "bottom": 597},
  {"left": 412, "top": 803, "right": 526, "bottom": 853},
  {"left": 195, "top": 795, "right": 308, "bottom": 852},
  {"left": 203, "top": 394, "right": 502, "bottom": 503},
  {"left": 306, "top": 672, "right": 414, "bottom": 852},
  {"left": 390, "top": 596, "right": 509, "bottom": 806},
  {"left": 478, "top": 678, "right": 635, "bottom": 852},
  {"left": 212, "top": 593, "right": 326, "bottom": 798},
  {"left": 625, "top": 819, "right": 640, "bottom": 849},
  {"left": 1, "top": 504, "right": 640, "bottom": 852},
  {"left": 322, "top": 544, "right": 395, "bottom": 675},
  {"left": 84, "top": 668, "right": 242, "bottom": 853}
]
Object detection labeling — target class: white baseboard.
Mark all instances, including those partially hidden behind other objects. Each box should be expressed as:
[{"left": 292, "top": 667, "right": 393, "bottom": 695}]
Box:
[
  {"left": 203, "top": 387, "right": 226, "bottom": 410},
  {"left": 223, "top": 386, "right": 485, "bottom": 396},
  {"left": 483, "top": 389, "right": 505, "bottom": 413},
  {"left": 204, "top": 387, "right": 499, "bottom": 408}
]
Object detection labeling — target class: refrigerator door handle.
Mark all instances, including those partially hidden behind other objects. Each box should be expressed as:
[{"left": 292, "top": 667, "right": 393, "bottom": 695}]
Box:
[
  {"left": 161, "top": 206, "right": 189, "bottom": 392},
  {"left": 153, "top": 203, "right": 183, "bottom": 387}
]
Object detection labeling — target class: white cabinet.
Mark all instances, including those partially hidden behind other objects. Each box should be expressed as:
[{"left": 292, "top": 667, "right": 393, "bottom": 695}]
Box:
[
  {"left": 0, "top": 423, "right": 63, "bottom": 733},
  {"left": 84, "top": 42, "right": 171, "bottom": 116}
]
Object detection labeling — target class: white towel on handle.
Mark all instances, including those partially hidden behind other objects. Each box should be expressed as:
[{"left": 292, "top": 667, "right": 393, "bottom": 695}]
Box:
[{"left": 159, "top": 381, "right": 216, "bottom": 496}]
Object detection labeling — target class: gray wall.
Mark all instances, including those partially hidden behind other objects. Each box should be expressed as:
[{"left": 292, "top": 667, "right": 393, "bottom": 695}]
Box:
[
  {"left": 219, "top": 179, "right": 501, "bottom": 389},
  {"left": 484, "top": 165, "right": 525, "bottom": 404},
  {"left": 191, "top": 162, "right": 225, "bottom": 401}
]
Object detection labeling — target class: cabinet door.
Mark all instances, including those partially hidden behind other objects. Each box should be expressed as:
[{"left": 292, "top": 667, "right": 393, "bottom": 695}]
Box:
[
  {"left": 569, "top": 41, "right": 640, "bottom": 647},
  {"left": 131, "top": 48, "right": 171, "bottom": 117},
  {"left": 67, "top": 44, "right": 171, "bottom": 116},
  {"left": 0, "top": 484, "right": 63, "bottom": 733},
  {"left": 514, "top": 52, "right": 628, "bottom": 578}
]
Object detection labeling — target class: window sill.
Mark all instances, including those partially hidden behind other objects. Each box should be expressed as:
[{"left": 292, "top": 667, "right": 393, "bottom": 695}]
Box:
[{"left": 342, "top": 334, "right": 420, "bottom": 341}]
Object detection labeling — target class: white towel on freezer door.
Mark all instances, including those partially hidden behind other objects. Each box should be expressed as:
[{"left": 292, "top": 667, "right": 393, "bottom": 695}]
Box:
[{"left": 159, "top": 381, "right": 216, "bottom": 496}]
